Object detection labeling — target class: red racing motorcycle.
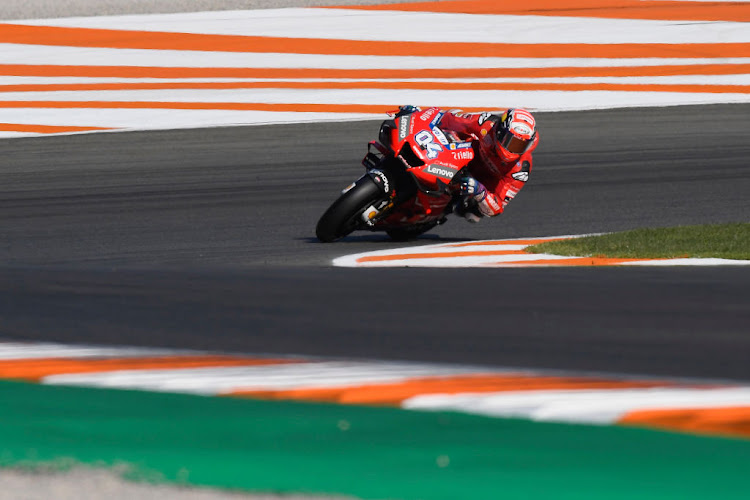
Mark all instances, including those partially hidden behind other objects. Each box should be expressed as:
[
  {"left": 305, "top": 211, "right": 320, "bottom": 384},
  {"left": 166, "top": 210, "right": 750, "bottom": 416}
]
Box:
[{"left": 316, "top": 107, "right": 476, "bottom": 242}]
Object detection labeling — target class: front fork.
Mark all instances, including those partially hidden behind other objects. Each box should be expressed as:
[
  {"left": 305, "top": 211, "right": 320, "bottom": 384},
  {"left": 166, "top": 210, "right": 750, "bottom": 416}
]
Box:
[{"left": 360, "top": 141, "right": 397, "bottom": 226}]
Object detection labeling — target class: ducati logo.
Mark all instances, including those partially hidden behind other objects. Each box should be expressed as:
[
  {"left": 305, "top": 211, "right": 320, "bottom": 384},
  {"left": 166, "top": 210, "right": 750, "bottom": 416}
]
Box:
[{"left": 398, "top": 116, "right": 410, "bottom": 140}]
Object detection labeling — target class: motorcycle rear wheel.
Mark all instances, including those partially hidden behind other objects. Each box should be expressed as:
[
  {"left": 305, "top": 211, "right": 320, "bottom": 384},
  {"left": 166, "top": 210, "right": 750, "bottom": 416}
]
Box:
[{"left": 316, "top": 175, "right": 384, "bottom": 242}]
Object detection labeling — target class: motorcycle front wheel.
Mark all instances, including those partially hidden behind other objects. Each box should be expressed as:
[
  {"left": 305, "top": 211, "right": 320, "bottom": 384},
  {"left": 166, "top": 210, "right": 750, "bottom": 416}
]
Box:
[{"left": 315, "top": 175, "right": 384, "bottom": 243}]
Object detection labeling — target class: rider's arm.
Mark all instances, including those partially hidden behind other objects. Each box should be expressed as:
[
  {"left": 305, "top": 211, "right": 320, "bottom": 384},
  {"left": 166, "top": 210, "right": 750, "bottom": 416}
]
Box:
[
  {"left": 437, "top": 110, "right": 492, "bottom": 139},
  {"left": 477, "top": 157, "right": 532, "bottom": 217}
]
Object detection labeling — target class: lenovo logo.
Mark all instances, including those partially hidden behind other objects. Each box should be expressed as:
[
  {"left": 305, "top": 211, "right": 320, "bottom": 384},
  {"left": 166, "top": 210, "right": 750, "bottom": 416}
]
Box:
[{"left": 426, "top": 165, "right": 456, "bottom": 179}]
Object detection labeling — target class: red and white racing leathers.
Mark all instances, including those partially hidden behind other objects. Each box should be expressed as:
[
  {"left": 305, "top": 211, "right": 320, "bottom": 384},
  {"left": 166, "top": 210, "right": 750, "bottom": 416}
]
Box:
[{"left": 437, "top": 109, "right": 536, "bottom": 217}]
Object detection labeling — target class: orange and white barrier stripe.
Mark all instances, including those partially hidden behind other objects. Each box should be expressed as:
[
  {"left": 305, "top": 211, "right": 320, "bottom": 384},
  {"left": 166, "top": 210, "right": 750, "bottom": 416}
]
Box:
[
  {"left": 1, "top": 1, "right": 749, "bottom": 137},
  {"left": 1, "top": 340, "right": 749, "bottom": 439},
  {"left": 332, "top": 236, "right": 750, "bottom": 267}
]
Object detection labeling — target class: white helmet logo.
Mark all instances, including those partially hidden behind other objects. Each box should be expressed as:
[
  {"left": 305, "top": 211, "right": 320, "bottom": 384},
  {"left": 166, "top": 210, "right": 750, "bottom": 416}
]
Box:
[{"left": 511, "top": 123, "right": 532, "bottom": 136}]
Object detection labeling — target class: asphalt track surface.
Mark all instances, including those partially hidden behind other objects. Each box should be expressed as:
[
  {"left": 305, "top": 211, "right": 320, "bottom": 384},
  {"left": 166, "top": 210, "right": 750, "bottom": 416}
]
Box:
[{"left": 1, "top": 105, "right": 749, "bottom": 381}]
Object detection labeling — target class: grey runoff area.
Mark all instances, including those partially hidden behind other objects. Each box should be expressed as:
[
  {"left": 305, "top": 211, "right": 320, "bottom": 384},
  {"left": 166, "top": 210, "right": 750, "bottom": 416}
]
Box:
[{"left": 0, "top": 467, "right": 357, "bottom": 500}]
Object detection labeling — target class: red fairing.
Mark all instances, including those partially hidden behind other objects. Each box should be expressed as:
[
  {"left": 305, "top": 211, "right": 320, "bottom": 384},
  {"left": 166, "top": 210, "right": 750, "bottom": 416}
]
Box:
[
  {"left": 438, "top": 109, "right": 536, "bottom": 216},
  {"left": 388, "top": 107, "right": 474, "bottom": 191},
  {"left": 376, "top": 107, "right": 477, "bottom": 227}
]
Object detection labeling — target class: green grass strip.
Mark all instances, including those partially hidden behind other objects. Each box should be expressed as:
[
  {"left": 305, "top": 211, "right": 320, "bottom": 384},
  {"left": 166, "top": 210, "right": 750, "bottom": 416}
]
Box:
[
  {"left": 527, "top": 223, "right": 750, "bottom": 260},
  {"left": 1, "top": 380, "right": 749, "bottom": 499}
]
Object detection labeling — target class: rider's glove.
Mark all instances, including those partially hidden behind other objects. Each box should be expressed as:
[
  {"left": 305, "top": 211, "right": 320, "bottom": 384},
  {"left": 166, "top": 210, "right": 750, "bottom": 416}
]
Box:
[
  {"left": 394, "top": 105, "right": 420, "bottom": 117},
  {"left": 459, "top": 176, "right": 486, "bottom": 200}
]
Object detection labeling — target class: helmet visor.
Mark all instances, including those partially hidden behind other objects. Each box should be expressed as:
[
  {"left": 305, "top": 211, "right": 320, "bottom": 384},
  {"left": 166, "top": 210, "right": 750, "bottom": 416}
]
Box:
[{"left": 497, "top": 128, "right": 532, "bottom": 155}]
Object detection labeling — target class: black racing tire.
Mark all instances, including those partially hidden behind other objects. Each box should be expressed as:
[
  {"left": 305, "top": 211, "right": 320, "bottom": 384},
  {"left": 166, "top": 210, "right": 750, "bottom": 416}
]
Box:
[{"left": 316, "top": 176, "right": 384, "bottom": 242}]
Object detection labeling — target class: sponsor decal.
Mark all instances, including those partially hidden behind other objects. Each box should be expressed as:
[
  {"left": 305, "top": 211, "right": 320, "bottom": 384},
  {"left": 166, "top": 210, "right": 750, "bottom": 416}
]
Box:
[
  {"left": 452, "top": 150, "right": 473, "bottom": 161},
  {"left": 431, "top": 126, "right": 449, "bottom": 146},
  {"left": 420, "top": 107, "right": 438, "bottom": 122},
  {"left": 511, "top": 123, "right": 532, "bottom": 136},
  {"left": 361, "top": 204, "right": 380, "bottom": 225},
  {"left": 398, "top": 116, "right": 411, "bottom": 140},
  {"left": 341, "top": 182, "right": 356, "bottom": 194},
  {"left": 475, "top": 198, "right": 495, "bottom": 216},
  {"left": 513, "top": 108, "right": 536, "bottom": 127},
  {"left": 487, "top": 195, "right": 501, "bottom": 210},
  {"left": 477, "top": 112, "right": 491, "bottom": 125},
  {"left": 426, "top": 164, "right": 457, "bottom": 180},
  {"left": 501, "top": 187, "right": 519, "bottom": 207},
  {"left": 415, "top": 129, "right": 443, "bottom": 160},
  {"left": 370, "top": 169, "right": 391, "bottom": 193},
  {"left": 430, "top": 111, "right": 444, "bottom": 128}
]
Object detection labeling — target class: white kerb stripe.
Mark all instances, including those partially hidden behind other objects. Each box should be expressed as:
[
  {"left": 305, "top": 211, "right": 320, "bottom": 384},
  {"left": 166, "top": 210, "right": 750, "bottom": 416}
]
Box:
[
  {"left": 0, "top": 342, "right": 188, "bottom": 360},
  {"left": 402, "top": 388, "right": 750, "bottom": 424},
  {"left": 17, "top": 10, "right": 750, "bottom": 45},
  {"left": 42, "top": 361, "right": 483, "bottom": 395}
]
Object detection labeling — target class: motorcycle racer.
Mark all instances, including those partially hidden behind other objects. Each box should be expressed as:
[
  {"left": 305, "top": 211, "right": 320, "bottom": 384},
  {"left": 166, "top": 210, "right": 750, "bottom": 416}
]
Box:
[{"left": 394, "top": 105, "right": 538, "bottom": 222}]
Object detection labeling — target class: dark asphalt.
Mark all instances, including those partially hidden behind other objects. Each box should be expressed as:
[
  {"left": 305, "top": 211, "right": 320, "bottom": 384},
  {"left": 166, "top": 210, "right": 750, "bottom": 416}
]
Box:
[{"left": 0, "top": 104, "right": 748, "bottom": 380}]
